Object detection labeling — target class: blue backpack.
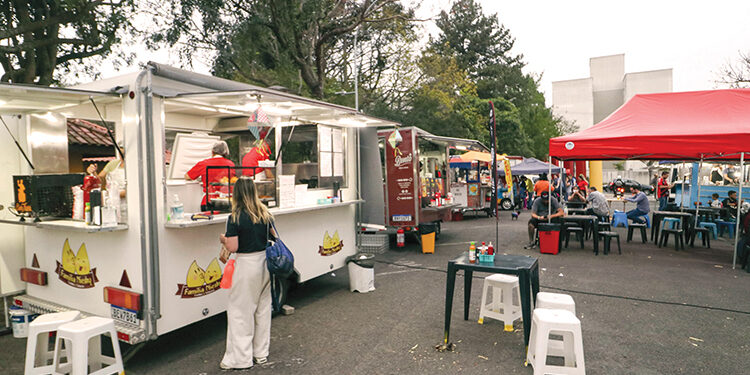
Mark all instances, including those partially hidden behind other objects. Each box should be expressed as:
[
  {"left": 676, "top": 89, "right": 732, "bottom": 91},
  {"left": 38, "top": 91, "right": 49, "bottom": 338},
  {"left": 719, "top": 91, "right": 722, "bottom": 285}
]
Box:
[{"left": 266, "top": 221, "right": 294, "bottom": 278}]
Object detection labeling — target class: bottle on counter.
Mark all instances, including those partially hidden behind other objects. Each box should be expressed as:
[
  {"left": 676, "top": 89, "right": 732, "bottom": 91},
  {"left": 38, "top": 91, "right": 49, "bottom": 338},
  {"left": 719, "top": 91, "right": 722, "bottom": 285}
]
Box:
[
  {"left": 481, "top": 241, "right": 487, "bottom": 255},
  {"left": 469, "top": 241, "right": 476, "bottom": 263},
  {"left": 84, "top": 202, "right": 91, "bottom": 224},
  {"left": 487, "top": 242, "right": 494, "bottom": 255},
  {"left": 170, "top": 194, "right": 184, "bottom": 222}
]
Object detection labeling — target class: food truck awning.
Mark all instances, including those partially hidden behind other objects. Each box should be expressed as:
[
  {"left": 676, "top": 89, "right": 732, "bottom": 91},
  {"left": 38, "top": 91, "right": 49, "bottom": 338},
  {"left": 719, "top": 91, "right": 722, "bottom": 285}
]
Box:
[
  {"left": 415, "top": 130, "right": 488, "bottom": 151},
  {"left": 164, "top": 90, "right": 398, "bottom": 128},
  {"left": 0, "top": 83, "right": 117, "bottom": 114},
  {"left": 451, "top": 150, "right": 505, "bottom": 163}
]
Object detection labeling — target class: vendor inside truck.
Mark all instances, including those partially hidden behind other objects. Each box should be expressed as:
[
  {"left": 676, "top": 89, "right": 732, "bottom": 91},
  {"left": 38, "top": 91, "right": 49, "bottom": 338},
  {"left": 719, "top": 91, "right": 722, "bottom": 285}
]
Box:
[{"left": 185, "top": 140, "right": 236, "bottom": 210}]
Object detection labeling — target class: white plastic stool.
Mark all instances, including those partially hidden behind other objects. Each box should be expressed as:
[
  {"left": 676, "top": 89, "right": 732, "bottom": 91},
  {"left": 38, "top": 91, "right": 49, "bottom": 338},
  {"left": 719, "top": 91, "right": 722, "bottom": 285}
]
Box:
[
  {"left": 53, "top": 317, "right": 124, "bottom": 375},
  {"left": 536, "top": 292, "right": 576, "bottom": 314},
  {"left": 527, "top": 308, "right": 585, "bottom": 375},
  {"left": 477, "top": 273, "right": 522, "bottom": 332},
  {"left": 25, "top": 311, "right": 81, "bottom": 375}
]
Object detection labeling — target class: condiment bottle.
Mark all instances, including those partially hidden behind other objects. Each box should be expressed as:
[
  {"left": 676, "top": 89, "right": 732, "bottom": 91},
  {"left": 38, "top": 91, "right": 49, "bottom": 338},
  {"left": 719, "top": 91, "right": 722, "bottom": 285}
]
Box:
[
  {"left": 481, "top": 241, "right": 487, "bottom": 255},
  {"left": 469, "top": 241, "right": 476, "bottom": 263},
  {"left": 487, "top": 242, "right": 494, "bottom": 255}
]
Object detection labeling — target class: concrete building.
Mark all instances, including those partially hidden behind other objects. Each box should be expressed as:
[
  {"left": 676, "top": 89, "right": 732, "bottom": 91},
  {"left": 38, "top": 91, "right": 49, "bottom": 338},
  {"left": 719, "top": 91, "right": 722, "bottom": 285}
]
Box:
[{"left": 552, "top": 54, "right": 672, "bottom": 183}]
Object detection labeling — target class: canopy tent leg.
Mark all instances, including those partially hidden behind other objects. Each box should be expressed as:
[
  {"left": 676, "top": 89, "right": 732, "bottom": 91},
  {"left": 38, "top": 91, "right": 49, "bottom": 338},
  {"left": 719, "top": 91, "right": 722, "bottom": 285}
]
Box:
[
  {"left": 680, "top": 161, "right": 686, "bottom": 212},
  {"left": 733, "top": 152, "right": 744, "bottom": 269},
  {"left": 694, "top": 155, "right": 704, "bottom": 230},
  {"left": 548, "top": 156, "right": 552, "bottom": 223}
]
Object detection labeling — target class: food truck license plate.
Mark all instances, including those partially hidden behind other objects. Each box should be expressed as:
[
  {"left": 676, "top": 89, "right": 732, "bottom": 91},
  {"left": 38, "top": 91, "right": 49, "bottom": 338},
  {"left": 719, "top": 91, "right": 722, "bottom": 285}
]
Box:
[
  {"left": 111, "top": 306, "right": 139, "bottom": 325},
  {"left": 392, "top": 215, "right": 412, "bottom": 222}
]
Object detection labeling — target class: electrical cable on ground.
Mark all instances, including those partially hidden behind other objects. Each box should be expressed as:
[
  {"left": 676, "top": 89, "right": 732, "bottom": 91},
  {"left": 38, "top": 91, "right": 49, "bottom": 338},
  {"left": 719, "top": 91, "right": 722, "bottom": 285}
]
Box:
[{"left": 375, "top": 259, "right": 750, "bottom": 316}]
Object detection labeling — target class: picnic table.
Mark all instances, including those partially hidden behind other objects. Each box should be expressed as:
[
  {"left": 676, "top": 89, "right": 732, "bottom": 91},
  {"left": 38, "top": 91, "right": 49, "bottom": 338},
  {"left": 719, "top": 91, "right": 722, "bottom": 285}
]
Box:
[
  {"left": 651, "top": 211, "right": 695, "bottom": 243},
  {"left": 563, "top": 215, "right": 601, "bottom": 254},
  {"left": 442, "top": 253, "right": 540, "bottom": 347}
]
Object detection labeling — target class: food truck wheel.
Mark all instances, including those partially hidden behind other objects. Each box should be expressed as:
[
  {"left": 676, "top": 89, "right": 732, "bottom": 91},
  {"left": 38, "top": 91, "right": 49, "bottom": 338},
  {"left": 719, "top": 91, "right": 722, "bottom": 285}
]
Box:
[{"left": 500, "top": 198, "right": 513, "bottom": 211}]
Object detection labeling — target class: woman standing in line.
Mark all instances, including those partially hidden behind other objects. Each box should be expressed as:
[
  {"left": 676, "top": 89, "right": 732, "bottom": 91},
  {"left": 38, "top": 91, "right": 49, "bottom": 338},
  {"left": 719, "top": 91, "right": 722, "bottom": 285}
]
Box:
[{"left": 219, "top": 178, "right": 274, "bottom": 370}]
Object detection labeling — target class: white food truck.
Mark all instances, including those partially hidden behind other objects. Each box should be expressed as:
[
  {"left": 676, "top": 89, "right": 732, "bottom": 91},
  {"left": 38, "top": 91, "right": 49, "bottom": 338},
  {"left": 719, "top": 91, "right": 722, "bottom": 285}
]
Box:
[{"left": 0, "top": 63, "right": 395, "bottom": 345}]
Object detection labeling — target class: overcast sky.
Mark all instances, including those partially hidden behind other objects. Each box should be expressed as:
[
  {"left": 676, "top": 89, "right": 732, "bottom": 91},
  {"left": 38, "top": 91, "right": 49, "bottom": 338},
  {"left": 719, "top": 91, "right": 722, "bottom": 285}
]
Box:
[
  {"left": 417, "top": 0, "right": 750, "bottom": 104},
  {"left": 62, "top": 0, "right": 750, "bottom": 105}
]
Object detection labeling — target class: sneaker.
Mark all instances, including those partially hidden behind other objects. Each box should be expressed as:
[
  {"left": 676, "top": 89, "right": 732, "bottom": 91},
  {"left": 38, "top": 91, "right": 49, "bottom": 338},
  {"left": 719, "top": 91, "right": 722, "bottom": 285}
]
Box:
[
  {"left": 220, "top": 362, "right": 252, "bottom": 370},
  {"left": 254, "top": 357, "right": 268, "bottom": 365},
  {"left": 523, "top": 242, "right": 537, "bottom": 249}
]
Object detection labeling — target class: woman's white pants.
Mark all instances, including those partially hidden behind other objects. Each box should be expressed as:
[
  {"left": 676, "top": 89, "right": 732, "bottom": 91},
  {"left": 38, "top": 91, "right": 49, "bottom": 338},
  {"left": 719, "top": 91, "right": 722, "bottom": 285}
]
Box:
[{"left": 221, "top": 251, "right": 272, "bottom": 368}]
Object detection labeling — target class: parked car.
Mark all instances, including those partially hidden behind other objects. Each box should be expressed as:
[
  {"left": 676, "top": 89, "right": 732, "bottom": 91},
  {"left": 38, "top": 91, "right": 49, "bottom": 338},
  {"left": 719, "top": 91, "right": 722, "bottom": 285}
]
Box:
[{"left": 604, "top": 178, "right": 655, "bottom": 197}]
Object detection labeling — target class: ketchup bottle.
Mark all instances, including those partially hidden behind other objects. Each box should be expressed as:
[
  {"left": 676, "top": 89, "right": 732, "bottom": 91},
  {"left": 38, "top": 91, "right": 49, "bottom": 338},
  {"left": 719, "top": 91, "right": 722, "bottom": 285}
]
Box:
[{"left": 487, "top": 242, "right": 494, "bottom": 255}]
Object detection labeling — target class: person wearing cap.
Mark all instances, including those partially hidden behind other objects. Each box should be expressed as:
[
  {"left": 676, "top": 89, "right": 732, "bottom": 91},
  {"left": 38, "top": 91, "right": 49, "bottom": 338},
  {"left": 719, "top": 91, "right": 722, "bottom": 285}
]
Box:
[
  {"left": 525, "top": 190, "right": 565, "bottom": 249},
  {"left": 242, "top": 128, "right": 274, "bottom": 179},
  {"left": 186, "top": 141, "right": 236, "bottom": 210}
]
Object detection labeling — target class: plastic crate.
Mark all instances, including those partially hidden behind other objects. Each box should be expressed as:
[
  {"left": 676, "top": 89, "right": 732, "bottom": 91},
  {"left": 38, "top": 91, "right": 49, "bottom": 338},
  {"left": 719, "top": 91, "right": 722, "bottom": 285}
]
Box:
[
  {"left": 360, "top": 233, "right": 389, "bottom": 254},
  {"left": 477, "top": 253, "right": 495, "bottom": 263}
]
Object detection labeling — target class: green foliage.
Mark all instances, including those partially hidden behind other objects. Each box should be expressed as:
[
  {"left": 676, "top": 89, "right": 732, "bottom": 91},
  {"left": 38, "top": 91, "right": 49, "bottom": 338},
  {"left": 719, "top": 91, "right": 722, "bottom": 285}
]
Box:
[
  {"left": 0, "top": 0, "right": 134, "bottom": 85},
  {"left": 150, "top": 0, "right": 414, "bottom": 99}
]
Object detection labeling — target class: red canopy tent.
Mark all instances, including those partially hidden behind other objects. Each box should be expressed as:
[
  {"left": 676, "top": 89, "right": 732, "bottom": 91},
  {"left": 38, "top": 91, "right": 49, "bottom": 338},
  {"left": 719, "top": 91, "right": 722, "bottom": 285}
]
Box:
[
  {"left": 549, "top": 89, "right": 750, "bottom": 161},
  {"left": 549, "top": 88, "right": 750, "bottom": 269}
]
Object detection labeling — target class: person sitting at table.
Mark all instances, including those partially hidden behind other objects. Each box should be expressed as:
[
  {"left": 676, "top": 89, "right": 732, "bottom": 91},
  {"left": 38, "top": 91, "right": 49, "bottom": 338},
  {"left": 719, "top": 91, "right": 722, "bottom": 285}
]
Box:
[
  {"left": 708, "top": 193, "right": 722, "bottom": 208},
  {"left": 525, "top": 191, "right": 565, "bottom": 249},
  {"left": 585, "top": 186, "right": 609, "bottom": 219},
  {"left": 624, "top": 186, "right": 650, "bottom": 224},
  {"left": 722, "top": 190, "right": 739, "bottom": 220},
  {"left": 568, "top": 187, "right": 586, "bottom": 206}
]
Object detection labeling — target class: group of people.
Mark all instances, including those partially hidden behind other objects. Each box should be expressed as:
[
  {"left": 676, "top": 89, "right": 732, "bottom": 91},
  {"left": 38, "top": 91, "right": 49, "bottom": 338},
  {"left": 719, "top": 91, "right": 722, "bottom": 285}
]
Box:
[{"left": 513, "top": 171, "right": 590, "bottom": 211}]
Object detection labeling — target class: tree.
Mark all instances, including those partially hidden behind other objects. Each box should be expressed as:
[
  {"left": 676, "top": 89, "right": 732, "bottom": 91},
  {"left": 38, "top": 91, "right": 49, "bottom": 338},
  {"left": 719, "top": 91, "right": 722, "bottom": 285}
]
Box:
[
  {"left": 718, "top": 51, "right": 750, "bottom": 88},
  {"left": 430, "top": 0, "right": 566, "bottom": 158},
  {"left": 0, "top": 0, "right": 133, "bottom": 85},
  {"left": 151, "top": 0, "right": 415, "bottom": 99}
]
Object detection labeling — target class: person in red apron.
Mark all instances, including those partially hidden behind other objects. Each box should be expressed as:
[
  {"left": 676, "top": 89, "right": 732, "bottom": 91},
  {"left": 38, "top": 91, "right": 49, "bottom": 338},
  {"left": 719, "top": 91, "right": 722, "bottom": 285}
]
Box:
[
  {"left": 185, "top": 141, "right": 235, "bottom": 210},
  {"left": 242, "top": 128, "right": 274, "bottom": 180}
]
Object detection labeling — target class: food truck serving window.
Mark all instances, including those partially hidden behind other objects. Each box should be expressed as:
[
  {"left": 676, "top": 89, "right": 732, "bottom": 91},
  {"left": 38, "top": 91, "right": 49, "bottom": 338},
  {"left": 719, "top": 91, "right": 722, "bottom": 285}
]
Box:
[{"left": 281, "top": 124, "right": 346, "bottom": 189}]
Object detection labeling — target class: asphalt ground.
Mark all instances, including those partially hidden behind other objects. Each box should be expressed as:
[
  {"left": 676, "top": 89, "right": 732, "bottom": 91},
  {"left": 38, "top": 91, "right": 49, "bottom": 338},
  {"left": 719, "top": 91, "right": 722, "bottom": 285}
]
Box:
[{"left": 3, "top": 208, "right": 750, "bottom": 374}]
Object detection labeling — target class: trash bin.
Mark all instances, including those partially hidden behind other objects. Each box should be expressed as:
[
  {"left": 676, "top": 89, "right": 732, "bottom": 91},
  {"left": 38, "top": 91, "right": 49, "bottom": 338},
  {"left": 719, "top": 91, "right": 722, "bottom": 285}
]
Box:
[
  {"left": 420, "top": 223, "right": 437, "bottom": 254},
  {"left": 346, "top": 253, "right": 375, "bottom": 293},
  {"left": 538, "top": 223, "right": 561, "bottom": 255},
  {"left": 9, "top": 306, "right": 37, "bottom": 338}
]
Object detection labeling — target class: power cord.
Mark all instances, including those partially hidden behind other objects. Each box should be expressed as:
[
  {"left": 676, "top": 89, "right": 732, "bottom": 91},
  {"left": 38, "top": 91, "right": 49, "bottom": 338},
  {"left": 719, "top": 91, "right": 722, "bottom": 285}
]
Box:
[{"left": 375, "top": 259, "right": 750, "bottom": 316}]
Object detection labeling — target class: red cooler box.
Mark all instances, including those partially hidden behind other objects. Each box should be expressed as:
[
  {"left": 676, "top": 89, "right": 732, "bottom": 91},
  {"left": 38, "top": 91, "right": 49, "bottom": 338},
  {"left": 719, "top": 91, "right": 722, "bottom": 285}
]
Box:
[{"left": 538, "top": 223, "right": 561, "bottom": 255}]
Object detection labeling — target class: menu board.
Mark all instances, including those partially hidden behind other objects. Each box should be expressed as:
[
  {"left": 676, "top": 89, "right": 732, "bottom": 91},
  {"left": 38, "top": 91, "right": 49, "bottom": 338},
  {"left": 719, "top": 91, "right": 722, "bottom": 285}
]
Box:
[{"left": 384, "top": 129, "right": 417, "bottom": 226}]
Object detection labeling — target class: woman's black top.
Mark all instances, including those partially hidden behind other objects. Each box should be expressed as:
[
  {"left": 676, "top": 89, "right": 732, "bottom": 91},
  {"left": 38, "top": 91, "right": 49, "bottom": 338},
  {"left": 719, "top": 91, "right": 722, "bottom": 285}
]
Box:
[{"left": 225, "top": 210, "right": 272, "bottom": 253}]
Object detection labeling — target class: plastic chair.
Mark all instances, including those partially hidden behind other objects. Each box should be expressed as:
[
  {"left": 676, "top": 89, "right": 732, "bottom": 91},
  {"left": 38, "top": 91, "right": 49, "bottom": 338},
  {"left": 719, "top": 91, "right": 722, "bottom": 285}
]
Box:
[
  {"left": 611, "top": 211, "right": 628, "bottom": 228},
  {"left": 478, "top": 274, "right": 522, "bottom": 332},
  {"left": 598, "top": 231, "right": 621, "bottom": 255},
  {"left": 527, "top": 308, "right": 585, "bottom": 375},
  {"left": 536, "top": 292, "right": 576, "bottom": 314},
  {"left": 690, "top": 227, "right": 711, "bottom": 248},
  {"left": 716, "top": 220, "right": 736, "bottom": 238},
  {"left": 660, "top": 228, "right": 685, "bottom": 250},
  {"left": 662, "top": 217, "right": 681, "bottom": 229},
  {"left": 627, "top": 223, "right": 648, "bottom": 243},
  {"left": 698, "top": 222, "right": 718, "bottom": 239},
  {"left": 25, "top": 311, "right": 81, "bottom": 375},
  {"left": 53, "top": 317, "right": 124, "bottom": 375}
]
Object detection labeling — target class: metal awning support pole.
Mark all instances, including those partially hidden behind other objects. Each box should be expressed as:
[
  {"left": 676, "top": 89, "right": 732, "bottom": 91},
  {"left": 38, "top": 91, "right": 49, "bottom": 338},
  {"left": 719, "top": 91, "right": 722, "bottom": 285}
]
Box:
[
  {"left": 694, "top": 155, "right": 704, "bottom": 230},
  {"left": 548, "top": 156, "right": 552, "bottom": 223},
  {"left": 733, "top": 152, "right": 744, "bottom": 269},
  {"left": 680, "top": 161, "right": 686, "bottom": 212}
]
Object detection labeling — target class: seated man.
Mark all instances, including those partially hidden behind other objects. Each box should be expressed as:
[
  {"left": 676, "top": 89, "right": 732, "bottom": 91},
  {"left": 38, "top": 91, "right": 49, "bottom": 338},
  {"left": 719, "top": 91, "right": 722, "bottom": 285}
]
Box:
[
  {"left": 585, "top": 186, "right": 610, "bottom": 219},
  {"left": 722, "top": 190, "right": 739, "bottom": 220},
  {"left": 624, "top": 186, "right": 650, "bottom": 224},
  {"left": 525, "top": 191, "right": 565, "bottom": 249}
]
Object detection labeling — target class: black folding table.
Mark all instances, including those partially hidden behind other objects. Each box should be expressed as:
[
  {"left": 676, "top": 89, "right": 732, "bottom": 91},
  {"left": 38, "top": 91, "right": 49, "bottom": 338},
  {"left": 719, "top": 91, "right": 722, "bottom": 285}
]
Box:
[{"left": 442, "top": 253, "right": 540, "bottom": 347}]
